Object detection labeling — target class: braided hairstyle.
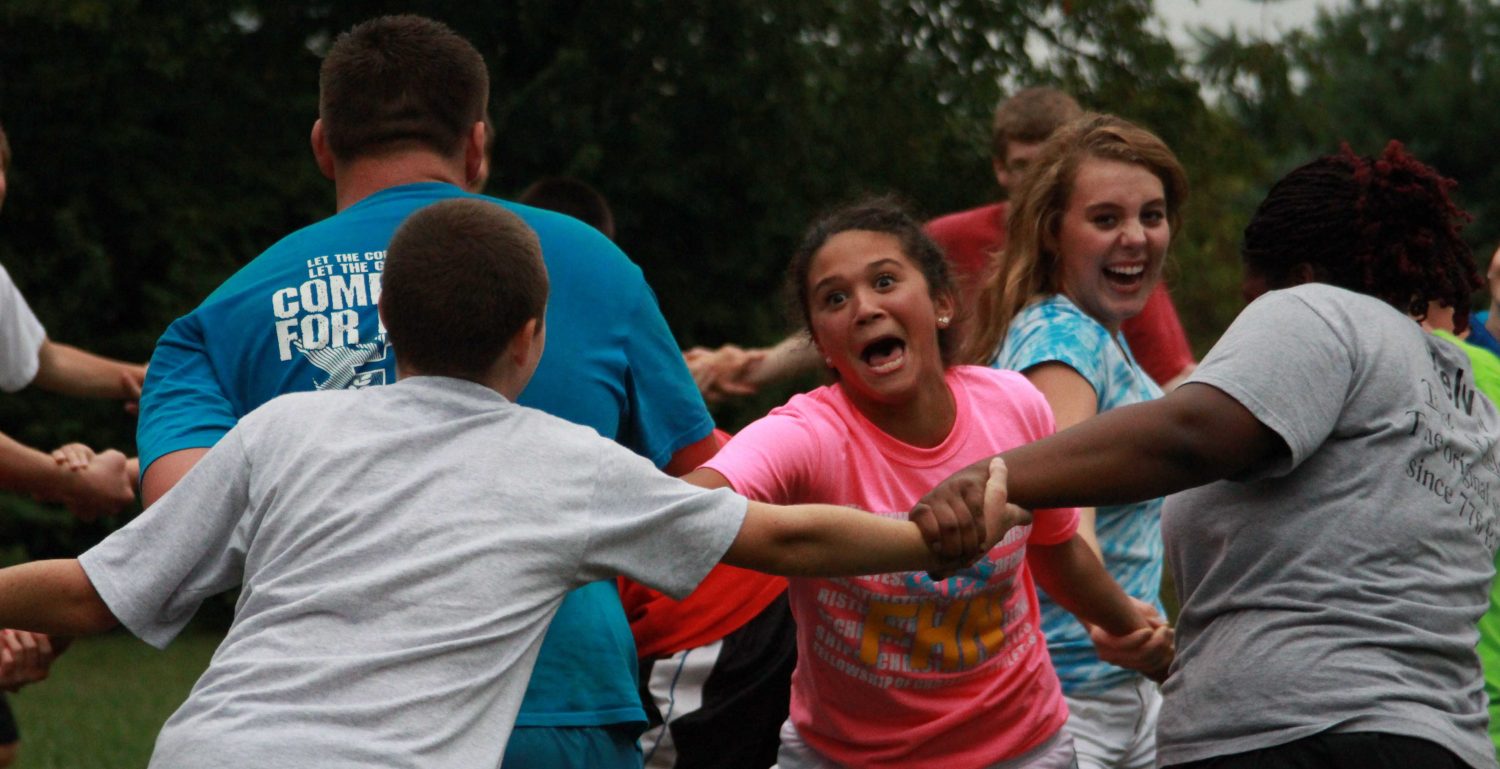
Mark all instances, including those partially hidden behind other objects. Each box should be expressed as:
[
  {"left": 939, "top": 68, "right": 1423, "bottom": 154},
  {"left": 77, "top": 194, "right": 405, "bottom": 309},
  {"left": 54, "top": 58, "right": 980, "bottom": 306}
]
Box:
[{"left": 1241, "top": 141, "right": 1479, "bottom": 329}]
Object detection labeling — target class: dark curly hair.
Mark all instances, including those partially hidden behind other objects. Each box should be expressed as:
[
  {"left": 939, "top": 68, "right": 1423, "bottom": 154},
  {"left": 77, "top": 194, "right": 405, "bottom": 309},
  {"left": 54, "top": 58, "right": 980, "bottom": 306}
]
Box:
[{"left": 1241, "top": 141, "right": 1479, "bottom": 329}]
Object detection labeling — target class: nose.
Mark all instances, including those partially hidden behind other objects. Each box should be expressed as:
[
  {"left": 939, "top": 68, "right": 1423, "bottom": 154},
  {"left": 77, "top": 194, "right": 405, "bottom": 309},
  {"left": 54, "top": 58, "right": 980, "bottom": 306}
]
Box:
[
  {"left": 852, "top": 288, "right": 885, "bottom": 325},
  {"left": 1119, "top": 219, "right": 1147, "bottom": 248}
]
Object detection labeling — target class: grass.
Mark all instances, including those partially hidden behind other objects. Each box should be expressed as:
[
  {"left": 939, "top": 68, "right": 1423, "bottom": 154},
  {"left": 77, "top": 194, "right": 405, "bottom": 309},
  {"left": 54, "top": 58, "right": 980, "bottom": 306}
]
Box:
[{"left": 9, "top": 628, "right": 220, "bottom": 768}]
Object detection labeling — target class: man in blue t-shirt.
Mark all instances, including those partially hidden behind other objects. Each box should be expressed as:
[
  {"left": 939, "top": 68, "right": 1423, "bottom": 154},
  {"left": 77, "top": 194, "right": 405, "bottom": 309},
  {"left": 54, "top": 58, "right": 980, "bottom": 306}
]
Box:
[{"left": 138, "top": 15, "right": 715, "bottom": 768}]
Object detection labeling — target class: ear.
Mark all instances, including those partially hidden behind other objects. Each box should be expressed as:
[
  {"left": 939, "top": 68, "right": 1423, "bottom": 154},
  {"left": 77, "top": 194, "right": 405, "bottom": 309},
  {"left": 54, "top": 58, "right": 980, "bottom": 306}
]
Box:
[
  {"left": 311, "top": 119, "right": 335, "bottom": 181},
  {"left": 464, "top": 121, "right": 487, "bottom": 189},
  {"left": 993, "top": 156, "right": 1011, "bottom": 192},
  {"left": 933, "top": 290, "right": 957, "bottom": 329},
  {"left": 508, "top": 317, "right": 542, "bottom": 368}
]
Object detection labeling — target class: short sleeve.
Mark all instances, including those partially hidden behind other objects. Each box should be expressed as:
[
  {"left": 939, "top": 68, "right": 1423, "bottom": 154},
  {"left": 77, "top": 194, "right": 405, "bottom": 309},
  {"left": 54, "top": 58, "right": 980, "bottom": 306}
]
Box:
[
  {"left": 701, "top": 404, "right": 826, "bottom": 505},
  {"left": 0, "top": 263, "right": 45, "bottom": 393},
  {"left": 577, "top": 445, "right": 747, "bottom": 599},
  {"left": 995, "top": 371, "right": 1080, "bottom": 546},
  {"left": 137, "top": 314, "right": 240, "bottom": 475},
  {"left": 999, "top": 302, "right": 1113, "bottom": 401},
  {"left": 620, "top": 285, "right": 715, "bottom": 468},
  {"left": 80, "top": 426, "right": 254, "bottom": 648},
  {"left": 1187, "top": 290, "right": 1354, "bottom": 478}
]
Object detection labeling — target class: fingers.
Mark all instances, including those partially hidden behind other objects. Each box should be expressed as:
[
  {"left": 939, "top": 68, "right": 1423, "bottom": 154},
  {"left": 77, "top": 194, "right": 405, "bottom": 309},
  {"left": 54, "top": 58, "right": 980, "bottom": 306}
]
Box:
[
  {"left": 0, "top": 630, "right": 54, "bottom": 692},
  {"left": 65, "top": 450, "right": 136, "bottom": 521},
  {"left": 51, "top": 443, "right": 95, "bottom": 472},
  {"left": 1090, "top": 622, "right": 1176, "bottom": 680},
  {"left": 1130, "top": 597, "right": 1166, "bottom": 628},
  {"left": 686, "top": 346, "right": 754, "bottom": 403},
  {"left": 981, "top": 458, "right": 1007, "bottom": 547}
]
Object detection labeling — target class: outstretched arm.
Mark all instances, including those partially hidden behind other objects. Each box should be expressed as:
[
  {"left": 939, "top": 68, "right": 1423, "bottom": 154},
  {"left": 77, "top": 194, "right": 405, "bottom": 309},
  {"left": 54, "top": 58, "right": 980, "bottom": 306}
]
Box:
[
  {"left": 0, "top": 560, "right": 118, "bottom": 637},
  {"left": 722, "top": 500, "right": 966, "bottom": 577},
  {"left": 684, "top": 333, "right": 822, "bottom": 403},
  {"left": 723, "top": 459, "right": 1016, "bottom": 578},
  {"left": 927, "top": 382, "right": 1285, "bottom": 513},
  {"left": 0, "top": 435, "right": 134, "bottom": 519},
  {"left": 31, "top": 339, "right": 146, "bottom": 403}
]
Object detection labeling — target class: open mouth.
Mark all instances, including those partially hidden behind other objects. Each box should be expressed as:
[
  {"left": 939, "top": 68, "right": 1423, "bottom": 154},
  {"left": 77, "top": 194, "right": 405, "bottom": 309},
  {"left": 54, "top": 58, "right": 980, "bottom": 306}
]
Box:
[
  {"left": 1103, "top": 263, "right": 1146, "bottom": 287},
  {"left": 860, "top": 336, "right": 907, "bottom": 374}
]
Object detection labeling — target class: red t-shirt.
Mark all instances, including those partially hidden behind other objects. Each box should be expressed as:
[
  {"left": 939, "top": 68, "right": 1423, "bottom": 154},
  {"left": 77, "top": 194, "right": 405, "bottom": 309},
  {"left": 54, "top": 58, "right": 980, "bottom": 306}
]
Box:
[{"left": 925, "top": 203, "right": 1196, "bottom": 385}]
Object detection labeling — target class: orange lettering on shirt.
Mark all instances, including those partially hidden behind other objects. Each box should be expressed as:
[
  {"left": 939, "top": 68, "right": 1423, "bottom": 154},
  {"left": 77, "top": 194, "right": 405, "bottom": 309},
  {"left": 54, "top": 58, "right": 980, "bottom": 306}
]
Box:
[
  {"left": 859, "top": 601, "right": 919, "bottom": 665},
  {"left": 958, "top": 592, "right": 1006, "bottom": 666},
  {"left": 911, "top": 599, "right": 969, "bottom": 671}
]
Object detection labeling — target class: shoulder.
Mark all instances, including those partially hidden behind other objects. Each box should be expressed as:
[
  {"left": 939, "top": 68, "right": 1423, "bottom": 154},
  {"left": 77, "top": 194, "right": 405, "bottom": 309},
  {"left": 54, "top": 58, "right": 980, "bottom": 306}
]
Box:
[
  {"left": 726, "top": 385, "right": 853, "bottom": 456},
  {"left": 1247, "top": 284, "right": 1404, "bottom": 340},
  {"left": 1006, "top": 295, "right": 1112, "bottom": 355},
  {"left": 925, "top": 202, "right": 1005, "bottom": 236},
  {"left": 951, "top": 365, "right": 1053, "bottom": 429},
  {"left": 761, "top": 385, "right": 850, "bottom": 433}
]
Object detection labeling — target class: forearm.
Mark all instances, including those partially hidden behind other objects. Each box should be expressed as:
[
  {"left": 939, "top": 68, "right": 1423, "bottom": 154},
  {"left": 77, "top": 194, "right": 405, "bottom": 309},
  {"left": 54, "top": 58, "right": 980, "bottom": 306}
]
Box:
[
  {"left": 1029, "top": 536, "right": 1143, "bottom": 636},
  {"left": 725, "top": 501, "right": 956, "bottom": 577},
  {"left": 0, "top": 560, "right": 118, "bottom": 636},
  {"left": 0, "top": 432, "right": 80, "bottom": 501},
  {"left": 745, "top": 333, "right": 821, "bottom": 387},
  {"left": 31, "top": 340, "right": 145, "bottom": 400},
  {"left": 1001, "top": 384, "right": 1280, "bottom": 510}
]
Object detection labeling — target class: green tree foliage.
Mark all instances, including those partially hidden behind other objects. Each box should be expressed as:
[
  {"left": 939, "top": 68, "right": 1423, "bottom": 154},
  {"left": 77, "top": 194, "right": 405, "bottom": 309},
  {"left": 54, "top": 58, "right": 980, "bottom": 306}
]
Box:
[
  {"left": 0, "top": 0, "right": 1248, "bottom": 552},
  {"left": 1197, "top": 0, "right": 1500, "bottom": 248}
]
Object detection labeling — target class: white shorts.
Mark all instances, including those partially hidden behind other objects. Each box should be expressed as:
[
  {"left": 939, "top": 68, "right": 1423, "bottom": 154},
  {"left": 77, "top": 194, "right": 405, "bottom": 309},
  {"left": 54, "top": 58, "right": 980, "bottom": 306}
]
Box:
[
  {"left": 774, "top": 719, "right": 1078, "bottom": 769},
  {"left": 1061, "top": 675, "right": 1161, "bottom": 769}
]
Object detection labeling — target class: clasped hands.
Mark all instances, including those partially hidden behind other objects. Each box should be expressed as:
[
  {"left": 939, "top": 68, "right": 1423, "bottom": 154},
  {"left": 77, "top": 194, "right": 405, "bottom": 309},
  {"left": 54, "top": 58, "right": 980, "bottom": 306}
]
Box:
[
  {"left": 50, "top": 443, "right": 137, "bottom": 521},
  {"left": 909, "top": 457, "right": 1029, "bottom": 575},
  {"left": 909, "top": 456, "right": 1174, "bottom": 682}
]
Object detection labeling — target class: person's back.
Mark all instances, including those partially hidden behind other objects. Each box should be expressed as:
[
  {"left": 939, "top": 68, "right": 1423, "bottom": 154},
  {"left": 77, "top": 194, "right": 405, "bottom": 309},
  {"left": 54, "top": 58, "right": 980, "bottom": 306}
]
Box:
[
  {"left": 106, "top": 378, "right": 735, "bottom": 767},
  {"left": 137, "top": 19, "right": 714, "bottom": 765}
]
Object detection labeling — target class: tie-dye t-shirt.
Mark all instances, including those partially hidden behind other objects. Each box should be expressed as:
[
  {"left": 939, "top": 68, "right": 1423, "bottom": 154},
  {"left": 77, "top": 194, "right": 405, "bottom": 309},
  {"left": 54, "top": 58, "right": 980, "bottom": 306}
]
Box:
[{"left": 995, "top": 293, "right": 1165, "bottom": 695}]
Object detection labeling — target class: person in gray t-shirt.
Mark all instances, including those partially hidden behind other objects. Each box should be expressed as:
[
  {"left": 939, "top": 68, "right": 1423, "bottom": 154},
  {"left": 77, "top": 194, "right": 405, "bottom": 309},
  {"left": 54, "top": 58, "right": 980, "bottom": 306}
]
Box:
[
  {"left": 920, "top": 143, "right": 1500, "bottom": 769},
  {"left": 0, "top": 199, "right": 1015, "bottom": 769}
]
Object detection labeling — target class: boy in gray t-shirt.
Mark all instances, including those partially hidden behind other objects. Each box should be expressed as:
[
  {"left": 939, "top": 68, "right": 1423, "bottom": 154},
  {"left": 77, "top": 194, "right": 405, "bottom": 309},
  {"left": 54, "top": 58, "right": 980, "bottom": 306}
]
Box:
[{"left": 0, "top": 199, "right": 1009, "bottom": 769}]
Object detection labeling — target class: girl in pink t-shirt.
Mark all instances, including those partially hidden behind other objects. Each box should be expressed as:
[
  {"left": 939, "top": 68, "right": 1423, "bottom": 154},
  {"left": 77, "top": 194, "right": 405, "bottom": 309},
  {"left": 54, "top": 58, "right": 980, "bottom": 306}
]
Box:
[{"left": 684, "top": 199, "right": 1169, "bottom": 769}]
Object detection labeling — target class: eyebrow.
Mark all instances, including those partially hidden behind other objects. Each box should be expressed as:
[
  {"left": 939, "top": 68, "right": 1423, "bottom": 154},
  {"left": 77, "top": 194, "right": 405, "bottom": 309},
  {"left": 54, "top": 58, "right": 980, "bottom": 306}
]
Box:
[
  {"left": 1082, "top": 197, "right": 1167, "bottom": 213},
  {"left": 810, "top": 257, "right": 906, "bottom": 295}
]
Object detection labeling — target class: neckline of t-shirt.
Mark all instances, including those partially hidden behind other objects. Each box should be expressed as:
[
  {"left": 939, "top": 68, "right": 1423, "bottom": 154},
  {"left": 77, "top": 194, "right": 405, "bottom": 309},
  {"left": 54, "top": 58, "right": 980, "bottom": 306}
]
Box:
[
  {"left": 354, "top": 181, "right": 466, "bottom": 212},
  {"left": 394, "top": 374, "right": 512, "bottom": 405},
  {"left": 834, "top": 369, "right": 972, "bottom": 468}
]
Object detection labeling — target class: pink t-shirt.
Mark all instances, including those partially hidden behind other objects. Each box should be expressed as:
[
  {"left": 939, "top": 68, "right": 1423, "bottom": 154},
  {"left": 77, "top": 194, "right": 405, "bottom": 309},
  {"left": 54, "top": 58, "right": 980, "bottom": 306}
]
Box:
[{"left": 704, "top": 366, "right": 1078, "bottom": 768}]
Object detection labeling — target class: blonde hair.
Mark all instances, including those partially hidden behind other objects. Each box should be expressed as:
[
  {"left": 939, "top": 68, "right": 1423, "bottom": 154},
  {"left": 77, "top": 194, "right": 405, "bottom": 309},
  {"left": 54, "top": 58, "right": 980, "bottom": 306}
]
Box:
[{"left": 964, "top": 113, "right": 1188, "bottom": 364}]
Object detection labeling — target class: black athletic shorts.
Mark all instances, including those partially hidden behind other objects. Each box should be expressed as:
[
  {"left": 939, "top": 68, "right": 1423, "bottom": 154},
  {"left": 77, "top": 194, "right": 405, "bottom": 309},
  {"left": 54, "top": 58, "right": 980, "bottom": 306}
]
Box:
[{"left": 1165, "top": 731, "right": 1470, "bottom": 769}]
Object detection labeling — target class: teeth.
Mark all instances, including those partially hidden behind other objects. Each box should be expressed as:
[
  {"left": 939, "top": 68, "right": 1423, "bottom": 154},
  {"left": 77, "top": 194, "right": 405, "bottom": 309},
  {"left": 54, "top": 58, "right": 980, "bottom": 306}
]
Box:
[
  {"left": 1106, "top": 264, "right": 1145, "bottom": 276},
  {"left": 870, "top": 348, "right": 905, "bottom": 373}
]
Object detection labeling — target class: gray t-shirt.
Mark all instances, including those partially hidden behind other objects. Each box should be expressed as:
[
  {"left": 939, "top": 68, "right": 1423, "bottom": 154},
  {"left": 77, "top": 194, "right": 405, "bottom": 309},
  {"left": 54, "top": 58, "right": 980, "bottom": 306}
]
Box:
[
  {"left": 80, "top": 376, "right": 746, "bottom": 769},
  {"left": 1160, "top": 284, "right": 1500, "bottom": 769},
  {"left": 0, "top": 262, "right": 45, "bottom": 393}
]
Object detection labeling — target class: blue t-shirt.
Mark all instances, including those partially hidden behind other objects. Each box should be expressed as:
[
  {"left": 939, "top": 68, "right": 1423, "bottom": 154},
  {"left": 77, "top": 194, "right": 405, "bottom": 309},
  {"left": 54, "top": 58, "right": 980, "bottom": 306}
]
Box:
[
  {"left": 1469, "top": 311, "right": 1500, "bottom": 360},
  {"left": 138, "top": 182, "right": 714, "bottom": 729},
  {"left": 993, "top": 294, "right": 1165, "bottom": 695}
]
